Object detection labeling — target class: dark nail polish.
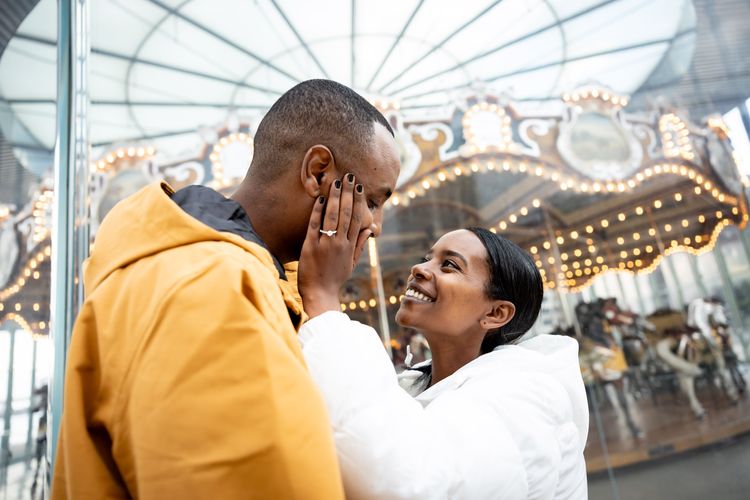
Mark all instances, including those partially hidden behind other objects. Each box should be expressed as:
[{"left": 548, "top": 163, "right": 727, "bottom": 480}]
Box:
[
  {"left": 334, "top": 179, "right": 342, "bottom": 189},
  {"left": 347, "top": 173, "right": 355, "bottom": 183},
  {"left": 319, "top": 196, "right": 325, "bottom": 204},
  {"left": 356, "top": 184, "right": 363, "bottom": 193}
]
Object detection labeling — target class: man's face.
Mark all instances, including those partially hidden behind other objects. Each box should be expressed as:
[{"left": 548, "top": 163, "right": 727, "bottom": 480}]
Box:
[{"left": 349, "top": 124, "right": 401, "bottom": 240}]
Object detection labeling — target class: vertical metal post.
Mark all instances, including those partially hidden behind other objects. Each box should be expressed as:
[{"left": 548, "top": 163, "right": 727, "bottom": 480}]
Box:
[
  {"left": 26, "top": 340, "right": 38, "bottom": 457},
  {"left": 1, "top": 329, "right": 16, "bottom": 490},
  {"left": 542, "top": 209, "right": 583, "bottom": 338},
  {"left": 741, "top": 228, "right": 750, "bottom": 267},
  {"left": 632, "top": 274, "right": 648, "bottom": 316},
  {"left": 646, "top": 207, "right": 685, "bottom": 307},
  {"left": 688, "top": 254, "right": 708, "bottom": 297},
  {"left": 50, "top": 0, "right": 89, "bottom": 474},
  {"left": 712, "top": 240, "right": 750, "bottom": 359},
  {"left": 368, "top": 238, "right": 393, "bottom": 359}
]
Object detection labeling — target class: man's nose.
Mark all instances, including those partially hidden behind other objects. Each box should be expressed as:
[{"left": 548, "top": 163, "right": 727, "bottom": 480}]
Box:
[{"left": 369, "top": 208, "right": 384, "bottom": 238}]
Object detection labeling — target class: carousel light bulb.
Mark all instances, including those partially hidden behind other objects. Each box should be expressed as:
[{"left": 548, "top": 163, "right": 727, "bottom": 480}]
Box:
[
  {"left": 698, "top": 215, "right": 706, "bottom": 223},
  {"left": 586, "top": 225, "right": 594, "bottom": 234},
  {"left": 633, "top": 232, "right": 641, "bottom": 240},
  {"left": 556, "top": 236, "right": 564, "bottom": 245},
  {"left": 499, "top": 221, "right": 508, "bottom": 230},
  {"left": 601, "top": 219, "right": 609, "bottom": 228},
  {"left": 530, "top": 246, "right": 538, "bottom": 254},
  {"left": 633, "top": 248, "right": 641, "bottom": 256},
  {"left": 617, "top": 237, "right": 625, "bottom": 245},
  {"left": 588, "top": 245, "right": 596, "bottom": 253},
  {"left": 635, "top": 206, "right": 644, "bottom": 215},
  {"left": 618, "top": 213, "right": 626, "bottom": 222},
  {"left": 675, "top": 193, "right": 682, "bottom": 202},
  {"left": 520, "top": 207, "right": 529, "bottom": 216},
  {"left": 649, "top": 228, "right": 656, "bottom": 236},
  {"left": 574, "top": 249, "right": 582, "bottom": 257},
  {"left": 543, "top": 241, "right": 551, "bottom": 250},
  {"left": 654, "top": 200, "right": 662, "bottom": 209},
  {"left": 570, "top": 231, "right": 579, "bottom": 239},
  {"left": 547, "top": 257, "right": 555, "bottom": 265},
  {"left": 596, "top": 256, "right": 604, "bottom": 264},
  {"left": 509, "top": 214, "right": 518, "bottom": 223},
  {"left": 664, "top": 224, "right": 672, "bottom": 232},
  {"left": 695, "top": 186, "right": 702, "bottom": 195},
  {"left": 646, "top": 245, "right": 654, "bottom": 252},
  {"left": 682, "top": 219, "right": 689, "bottom": 227},
  {"left": 561, "top": 253, "right": 568, "bottom": 261}
]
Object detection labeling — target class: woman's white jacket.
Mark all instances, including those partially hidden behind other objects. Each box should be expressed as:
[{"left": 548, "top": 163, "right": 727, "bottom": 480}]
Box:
[{"left": 299, "top": 312, "right": 589, "bottom": 500}]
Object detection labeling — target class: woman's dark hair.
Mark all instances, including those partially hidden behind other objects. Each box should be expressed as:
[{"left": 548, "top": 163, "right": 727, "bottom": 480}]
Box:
[
  {"left": 409, "top": 228, "right": 544, "bottom": 383},
  {"left": 466, "top": 227, "right": 544, "bottom": 354}
]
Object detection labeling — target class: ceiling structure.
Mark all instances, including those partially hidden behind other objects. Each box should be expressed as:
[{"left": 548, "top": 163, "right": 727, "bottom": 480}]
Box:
[{"left": 0, "top": 0, "right": 706, "bottom": 167}]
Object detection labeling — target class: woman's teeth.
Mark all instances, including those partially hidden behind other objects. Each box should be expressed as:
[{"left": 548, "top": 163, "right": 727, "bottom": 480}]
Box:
[{"left": 405, "top": 288, "right": 435, "bottom": 302}]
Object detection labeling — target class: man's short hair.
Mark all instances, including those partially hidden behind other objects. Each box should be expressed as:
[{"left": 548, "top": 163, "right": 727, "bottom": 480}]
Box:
[{"left": 250, "top": 79, "right": 394, "bottom": 180}]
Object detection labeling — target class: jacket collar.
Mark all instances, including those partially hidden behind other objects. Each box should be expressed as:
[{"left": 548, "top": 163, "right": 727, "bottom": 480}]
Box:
[{"left": 171, "top": 184, "right": 287, "bottom": 280}]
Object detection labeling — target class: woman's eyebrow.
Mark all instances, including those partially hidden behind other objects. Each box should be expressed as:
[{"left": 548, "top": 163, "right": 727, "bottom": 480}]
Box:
[{"left": 444, "top": 250, "right": 468, "bottom": 266}]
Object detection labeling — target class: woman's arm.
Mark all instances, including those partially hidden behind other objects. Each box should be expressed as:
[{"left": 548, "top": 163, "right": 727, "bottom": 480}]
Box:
[{"left": 299, "top": 311, "right": 530, "bottom": 500}]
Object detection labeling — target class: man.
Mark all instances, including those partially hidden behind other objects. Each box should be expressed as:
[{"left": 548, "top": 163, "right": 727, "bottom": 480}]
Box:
[{"left": 52, "top": 80, "right": 400, "bottom": 499}]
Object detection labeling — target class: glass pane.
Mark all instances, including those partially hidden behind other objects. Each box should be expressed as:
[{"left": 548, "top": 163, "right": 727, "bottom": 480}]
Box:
[{"left": 3, "top": 0, "right": 749, "bottom": 498}]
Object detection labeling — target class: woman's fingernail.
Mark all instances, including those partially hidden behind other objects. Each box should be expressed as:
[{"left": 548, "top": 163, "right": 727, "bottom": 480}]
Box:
[
  {"left": 319, "top": 196, "right": 326, "bottom": 204},
  {"left": 356, "top": 184, "right": 363, "bottom": 193},
  {"left": 334, "top": 179, "right": 342, "bottom": 189},
  {"left": 347, "top": 173, "right": 355, "bottom": 183}
]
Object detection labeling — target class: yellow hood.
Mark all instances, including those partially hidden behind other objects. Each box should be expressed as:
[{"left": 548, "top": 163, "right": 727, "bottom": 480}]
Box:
[{"left": 85, "top": 182, "right": 281, "bottom": 293}]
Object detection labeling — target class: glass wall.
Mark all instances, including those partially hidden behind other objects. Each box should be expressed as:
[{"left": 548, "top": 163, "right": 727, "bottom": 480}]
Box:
[{"left": 1, "top": 1, "right": 750, "bottom": 498}]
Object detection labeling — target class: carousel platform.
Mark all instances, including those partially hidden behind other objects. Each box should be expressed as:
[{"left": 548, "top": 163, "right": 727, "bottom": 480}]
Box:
[{"left": 585, "top": 372, "right": 750, "bottom": 473}]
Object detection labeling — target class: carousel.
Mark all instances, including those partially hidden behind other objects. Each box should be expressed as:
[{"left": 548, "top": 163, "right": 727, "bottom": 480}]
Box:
[{"left": 1, "top": 85, "right": 749, "bottom": 473}]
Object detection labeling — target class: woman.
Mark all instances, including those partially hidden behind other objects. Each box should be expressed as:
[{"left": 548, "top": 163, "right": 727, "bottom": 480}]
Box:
[{"left": 298, "top": 180, "right": 588, "bottom": 499}]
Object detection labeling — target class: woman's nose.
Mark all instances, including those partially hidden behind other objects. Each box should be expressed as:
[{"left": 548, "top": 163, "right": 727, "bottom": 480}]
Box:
[{"left": 411, "top": 261, "right": 432, "bottom": 280}]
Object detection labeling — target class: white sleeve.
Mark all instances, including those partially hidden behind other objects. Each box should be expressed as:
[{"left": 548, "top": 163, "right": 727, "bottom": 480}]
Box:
[{"left": 299, "top": 311, "right": 529, "bottom": 500}]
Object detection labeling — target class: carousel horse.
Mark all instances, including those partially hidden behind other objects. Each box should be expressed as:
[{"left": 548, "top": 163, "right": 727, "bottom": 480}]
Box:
[
  {"left": 598, "top": 298, "right": 658, "bottom": 398},
  {"left": 651, "top": 299, "right": 740, "bottom": 418},
  {"left": 575, "top": 300, "right": 644, "bottom": 439}
]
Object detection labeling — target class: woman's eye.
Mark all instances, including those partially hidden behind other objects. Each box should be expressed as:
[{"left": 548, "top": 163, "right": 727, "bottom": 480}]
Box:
[
  {"left": 420, "top": 255, "right": 430, "bottom": 263},
  {"left": 443, "top": 260, "right": 459, "bottom": 270}
]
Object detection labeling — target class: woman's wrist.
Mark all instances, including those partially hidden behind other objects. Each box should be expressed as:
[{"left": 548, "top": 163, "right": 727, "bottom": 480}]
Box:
[{"left": 301, "top": 288, "right": 341, "bottom": 318}]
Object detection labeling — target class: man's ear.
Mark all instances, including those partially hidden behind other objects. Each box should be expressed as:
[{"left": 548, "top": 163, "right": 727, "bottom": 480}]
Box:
[
  {"left": 481, "top": 300, "right": 516, "bottom": 331},
  {"left": 300, "top": 145, "right": 338, "bottom": 197}
]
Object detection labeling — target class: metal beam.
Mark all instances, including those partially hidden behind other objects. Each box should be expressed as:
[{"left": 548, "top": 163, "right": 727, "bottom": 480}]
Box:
[
  {"left": 401, "top": 30, "right": 692, "bottom": 101},
  {"left": 268, "top": 0, "right": 330, "bottom": 79},
  {"left": 385, "top": 0, "right": 620, "bottom": 96},
  {"left": 147, "top": 0, "right": 300, "bottom": 83},
  {"left": 350, "top": 0, "right": 356, "bottom": 87},
  {"left": 90, "top": 100, "right": 268, "bottom": 108},
  {"left": 13, "top": 33, "right": 281, "bottom": 95},
  {"left": 365, "top": 0, "right": 425, "bottom": 90},
  {"left": 91, "top": 128, "right": 197, "bottom": 148},
  {"left": 377, "top": 0, "right": 506, "bottom": 93}
]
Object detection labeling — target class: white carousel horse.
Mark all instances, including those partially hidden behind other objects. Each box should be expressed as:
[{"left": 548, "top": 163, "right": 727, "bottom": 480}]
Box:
[{"left": 655, "top": 298, "right": 739, "bottom": 418}]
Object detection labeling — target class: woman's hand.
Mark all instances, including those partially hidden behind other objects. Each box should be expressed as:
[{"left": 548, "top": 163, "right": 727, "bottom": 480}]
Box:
[{"left": 299, "top": 173, "right": 370, "bottom": 318}]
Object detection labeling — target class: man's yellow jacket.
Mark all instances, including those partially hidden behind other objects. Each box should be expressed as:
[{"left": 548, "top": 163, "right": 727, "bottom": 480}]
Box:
[{"left": 52, "top": 183, "right": 344, "bottom": 499}]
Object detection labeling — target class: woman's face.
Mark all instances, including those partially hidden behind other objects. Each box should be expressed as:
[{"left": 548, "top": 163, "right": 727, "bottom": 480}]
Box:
[{"left": 395, "top": 230, "right": 496, "bottom": 337}]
